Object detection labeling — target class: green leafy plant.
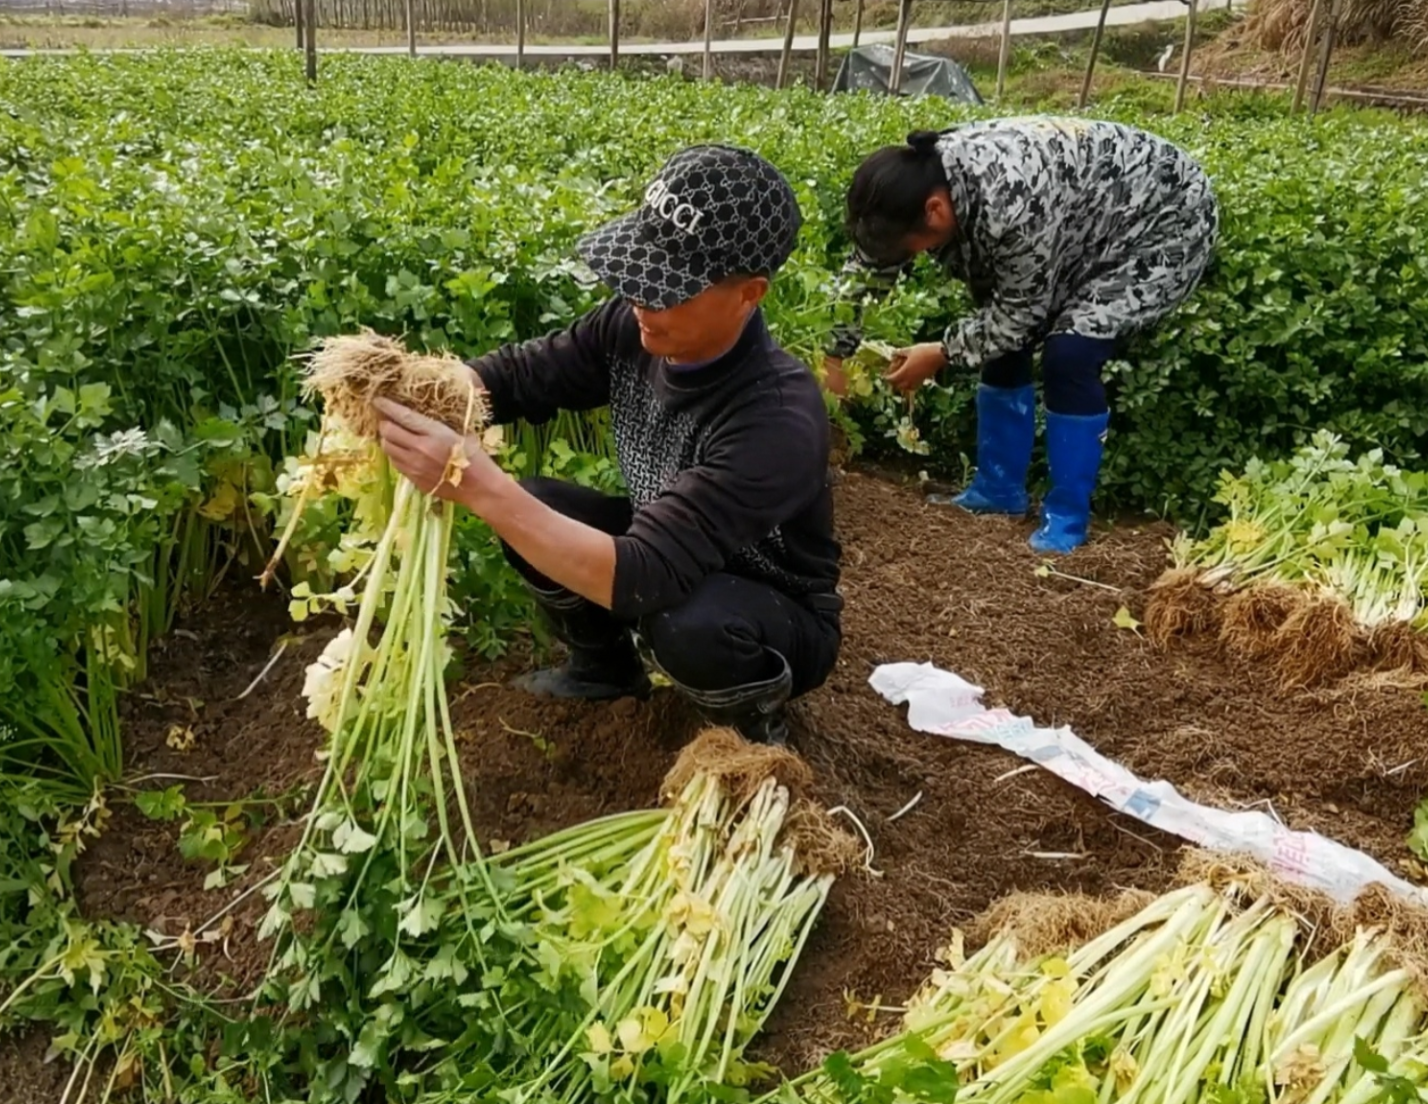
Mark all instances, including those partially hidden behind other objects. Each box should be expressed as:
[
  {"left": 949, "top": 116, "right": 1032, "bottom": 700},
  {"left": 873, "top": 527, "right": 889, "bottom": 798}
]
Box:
[
  {"left": 1408, "top": 799, "right": 1428, "bottom": 864},
  {"left": 8, "top": 50, "right": 1428, "bottom": 1104},
  {"left": 135, "top": 786, "right": 252, "bottom": 891},
  {"left": 7, "top": 51, "right": 1427, "bottom": 534}
]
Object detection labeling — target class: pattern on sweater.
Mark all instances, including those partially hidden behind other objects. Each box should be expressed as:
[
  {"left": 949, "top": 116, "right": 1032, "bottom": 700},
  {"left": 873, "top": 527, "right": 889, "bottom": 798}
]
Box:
[{"left": 607, "top": 359, "right": 806, "bottom": 595}]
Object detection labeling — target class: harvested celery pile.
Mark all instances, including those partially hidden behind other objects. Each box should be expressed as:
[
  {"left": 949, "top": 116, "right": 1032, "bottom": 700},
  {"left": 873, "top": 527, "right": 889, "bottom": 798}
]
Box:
[
  {"left": 409, "top": 731, "right": 855, "bottom": 1104},
  {"left": 257, "top": 728, "right": 854, "bottom": 1101},
  {"left": 781, "top": 868, "right": 1428, "bottom": 1104},
  {"left": 1146, "top": 431, "right": 1428, "bottom": 687},
  {"left": 247, "top": 333, "right": 854, "bottom": 1099}
]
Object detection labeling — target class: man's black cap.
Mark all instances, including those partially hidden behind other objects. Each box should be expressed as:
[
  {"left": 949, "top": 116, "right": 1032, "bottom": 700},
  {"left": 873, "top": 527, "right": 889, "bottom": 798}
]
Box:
[{"left": 577, "top": 144, "right": 803, "bottom": 310}]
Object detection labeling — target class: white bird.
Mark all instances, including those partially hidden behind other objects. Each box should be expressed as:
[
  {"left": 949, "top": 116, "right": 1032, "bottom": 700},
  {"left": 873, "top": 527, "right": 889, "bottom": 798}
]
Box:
[
  {"left": 1156, "top": 44, "right": 1176, "bottom": 72},
  {"left": 666, "top": 54, "right": 686, "bottom": 75}
]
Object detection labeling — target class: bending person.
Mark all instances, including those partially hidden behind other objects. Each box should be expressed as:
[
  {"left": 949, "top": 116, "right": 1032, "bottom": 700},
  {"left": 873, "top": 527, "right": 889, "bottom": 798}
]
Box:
[
  {"left": 372, "top": 145, "right": 842, "bottom": 747},
  {"left": 826, "top": 118, "right": 1218, "bottom": 555}
]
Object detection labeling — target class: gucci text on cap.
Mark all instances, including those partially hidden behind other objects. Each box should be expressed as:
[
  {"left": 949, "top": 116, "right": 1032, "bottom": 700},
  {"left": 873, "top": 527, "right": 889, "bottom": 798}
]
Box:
[{"left": 577, "top": 144, "right": 803, "bottom": 311}]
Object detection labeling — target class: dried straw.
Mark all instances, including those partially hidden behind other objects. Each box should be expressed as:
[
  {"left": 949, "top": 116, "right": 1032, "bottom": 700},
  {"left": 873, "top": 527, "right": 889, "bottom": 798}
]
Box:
[
  {"left": 783, "top": 798, "right": 866, "bottom": 877},
  {"left": 1174, "top": 850, "right": 1428, "bottom": 984},
  {"left": 1367, "top": 621, "right": 1428, "bottom": 681},
  {"left": 661, "top": 727, "right": 814, "bottom": 804},
  {"left": 1272, "top": 595, "right": 1366, "bottom": 689},
  {"left": 1237, "top": 0, "right": 1424, "bottom": 55},
  {"left": 1218, "top": 582, "right": 1301, "bottom": 659},
  {"left": 968, "top": 887, "right": 1159, "bottom": 958},
  {"left": 660, "top": 728, "right": 860, "bottom": 877},
  {"left": 1144, "top": 567, "right": 1222, "bottom": 647},
  {"left": 961, "top": 850, "right": 1428, "bottom": 990},
  {"left": 1146, "top": 567, "right": 1428, "bottom": 688}
]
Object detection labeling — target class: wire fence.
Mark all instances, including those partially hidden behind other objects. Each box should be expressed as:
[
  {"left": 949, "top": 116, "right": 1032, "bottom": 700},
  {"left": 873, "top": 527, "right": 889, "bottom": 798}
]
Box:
[
  {"left": 0, "top": 0, "right": 248, "bottom": 14},
  {"left": 0, "top": 0, "right": 1135, "bottom": 38}
]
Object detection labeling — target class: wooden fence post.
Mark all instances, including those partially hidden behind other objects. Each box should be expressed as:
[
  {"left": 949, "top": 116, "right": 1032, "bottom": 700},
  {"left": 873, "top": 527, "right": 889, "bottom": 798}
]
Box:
[
  {"left": 1078, "top": 0, "right": 1113, "bottom": 109},
  {"left": 815, "top": 0, "right": 833, "bottom": 90},
  {"left": 703, "top": 0, "right": 715, "bottom": 80},
  {"left": 609, "top": 0, "right": 619, "bottom": 70},
  {"left": 890, "top": 0, "right": 913, "bottom": 93},
  {"left": 405, "top": 0, "right": 415, "bottom": 57},
  {"left": 304, "top": 0, "right": 317, "bottom": 82},
  {"left": 515, "top": 0, "right": 525, "bottom": 69},
  {"left": 1310, "top": 0, "right": 1342, "bottom": 115},
  {"left": 294, "top": 0, "right": 304, "bottom": 51},
  {"left": 1173, "top": 0, "right": 1199, "bottom": 113},
  {"left": 852, "top": 0, "right": 864, "bottom": 46},
  {"left": 995, "top": 0, "right": 1012, "bottom": 99},
  {"left": 1291, "top": 0, "right": 1325, "bottom": 112},
  {"left": 776, "top": 0, "right": 799, "bottom": 89}
]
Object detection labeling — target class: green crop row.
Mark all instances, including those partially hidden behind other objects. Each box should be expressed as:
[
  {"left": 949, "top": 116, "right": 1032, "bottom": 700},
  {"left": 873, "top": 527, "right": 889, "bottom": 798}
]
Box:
[
  {"left": 1, "top": 47, "right": 1427, "bottom": 1104},
  {"left": 3, "top": 51, "right": 1428, "bottom": 791},
  {"left": 4, "top": 54, "right": 1422, "bottom": 493}
]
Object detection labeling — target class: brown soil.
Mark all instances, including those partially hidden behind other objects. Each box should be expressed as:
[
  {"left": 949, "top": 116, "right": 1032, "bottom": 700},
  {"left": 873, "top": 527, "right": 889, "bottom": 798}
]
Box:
[
  {"left": 0, "top": 1030, "right": 72, "bottom": 1103},
  {"left": 70, "top": 594, "right": 327, "bottom": 996},
  {"left": 9, "top": 467, "right": 1428, "bottom": 1086}
]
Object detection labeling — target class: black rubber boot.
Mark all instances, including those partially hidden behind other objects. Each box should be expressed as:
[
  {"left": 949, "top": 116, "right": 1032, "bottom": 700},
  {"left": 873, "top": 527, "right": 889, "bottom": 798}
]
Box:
[
  {"left": 513, "top": 585, "right": 651, "bottom": 701},
  {"left": 672, "top": 652, "right": 794, "bottom": 747}
]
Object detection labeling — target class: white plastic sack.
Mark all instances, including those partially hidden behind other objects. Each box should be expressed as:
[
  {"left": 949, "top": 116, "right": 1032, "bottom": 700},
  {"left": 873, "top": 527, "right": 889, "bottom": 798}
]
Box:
[{"left": 870, "top": 661, "right": 1428, "bottom": 906}]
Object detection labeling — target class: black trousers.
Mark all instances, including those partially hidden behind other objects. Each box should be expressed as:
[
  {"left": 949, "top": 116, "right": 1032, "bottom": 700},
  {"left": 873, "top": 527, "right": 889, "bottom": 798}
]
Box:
[
  {"left": 980, "top": 333, "right": 1119, "bottom": 416},
  {"left": 500, "top": 478, "right": 841, "bottom": 698}
]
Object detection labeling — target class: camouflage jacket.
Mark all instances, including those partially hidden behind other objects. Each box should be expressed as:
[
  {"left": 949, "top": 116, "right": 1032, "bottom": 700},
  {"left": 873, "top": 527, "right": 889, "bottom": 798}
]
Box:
[{"left": 827, "top": 117, "right": 1218, "bottom": 366}]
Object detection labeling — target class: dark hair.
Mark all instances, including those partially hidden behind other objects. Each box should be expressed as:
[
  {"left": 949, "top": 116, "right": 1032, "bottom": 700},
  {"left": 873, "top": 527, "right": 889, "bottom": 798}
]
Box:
[{"left": 845, "top": 130, "right": 948, "bottom": 264}]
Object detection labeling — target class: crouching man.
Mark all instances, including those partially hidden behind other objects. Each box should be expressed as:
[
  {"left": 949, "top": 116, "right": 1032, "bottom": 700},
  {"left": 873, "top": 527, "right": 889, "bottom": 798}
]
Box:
[{"left": 373, "top": 145, "right": 843, "bottom": 746}]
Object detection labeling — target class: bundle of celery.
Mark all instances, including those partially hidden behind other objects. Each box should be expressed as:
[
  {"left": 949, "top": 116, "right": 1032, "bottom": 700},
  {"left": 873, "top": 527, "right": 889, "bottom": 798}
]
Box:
[
  {"left": 404, "top": 730, "right": 854, "bottom": 1104},
  {"left": 783, "top": 873, "right": 1428, "bottom": 1104},
  {"left": 256, "top": 332, "right": 500, "bottom": 954},
  {"left": 1146, "top": 431, "right": 1428, "bottom": 685},
  {"left": 244, "top": 335, "right": 852, "bottom": 1098},
  {"left": 840, "top": 341, "right": 930, "bottom": 457}
]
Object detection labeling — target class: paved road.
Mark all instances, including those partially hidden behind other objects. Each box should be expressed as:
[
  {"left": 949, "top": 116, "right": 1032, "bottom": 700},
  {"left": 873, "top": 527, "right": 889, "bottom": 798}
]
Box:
[{"left": 1, "top": 0, "right": 1231, "bottom": 58}]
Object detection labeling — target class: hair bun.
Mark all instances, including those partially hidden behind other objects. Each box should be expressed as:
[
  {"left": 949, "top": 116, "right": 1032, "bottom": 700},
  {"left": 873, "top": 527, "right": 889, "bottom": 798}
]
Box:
[{"left": 907, "top": 130, "right": 941, "bottom": 156}]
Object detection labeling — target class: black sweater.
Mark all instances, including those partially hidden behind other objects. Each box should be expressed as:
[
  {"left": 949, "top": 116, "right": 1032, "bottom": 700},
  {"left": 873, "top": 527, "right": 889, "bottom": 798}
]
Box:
[{"left": 470, "top": 299, "right": 842, "bottom": 625}]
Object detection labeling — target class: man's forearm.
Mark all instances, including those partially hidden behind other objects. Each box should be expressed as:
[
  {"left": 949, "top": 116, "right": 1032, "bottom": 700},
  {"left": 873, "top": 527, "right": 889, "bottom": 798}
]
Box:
[
  {"left": 463, "top": 300, "right": 618, "bottom": 427},
  {"left": 461, "top": 475, "right": 617, "bottom": 609}
]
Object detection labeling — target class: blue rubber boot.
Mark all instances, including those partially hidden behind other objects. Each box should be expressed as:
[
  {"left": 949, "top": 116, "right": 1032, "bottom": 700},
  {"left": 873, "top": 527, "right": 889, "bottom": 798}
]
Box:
[
  {"left": 951, "top": 384, "right": 1036, "bottom": 516},
  {"left": 1030, "top": 410, "right": 1110, "bottom": 555}
]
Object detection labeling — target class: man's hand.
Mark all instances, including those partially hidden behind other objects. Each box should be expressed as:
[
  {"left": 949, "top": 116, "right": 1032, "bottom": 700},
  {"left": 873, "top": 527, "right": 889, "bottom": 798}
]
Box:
[
  {"left": 822, "top": 356, "right": 849, "bottom": 400},
  {"left": 374, "top": 398, "right": 509, "bottom": 508},
  {"left": 886, "top": 343, "right": 948, "bottom": 395},
  {"left": 374, "top": 397, "right": 617, "bottom": 608}
]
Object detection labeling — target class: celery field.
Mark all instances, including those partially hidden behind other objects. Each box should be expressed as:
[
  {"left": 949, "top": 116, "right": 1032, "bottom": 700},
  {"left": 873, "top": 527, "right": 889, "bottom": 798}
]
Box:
[{"left": 4, "top": 48, "right": 1428, "bottom": 1104}]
